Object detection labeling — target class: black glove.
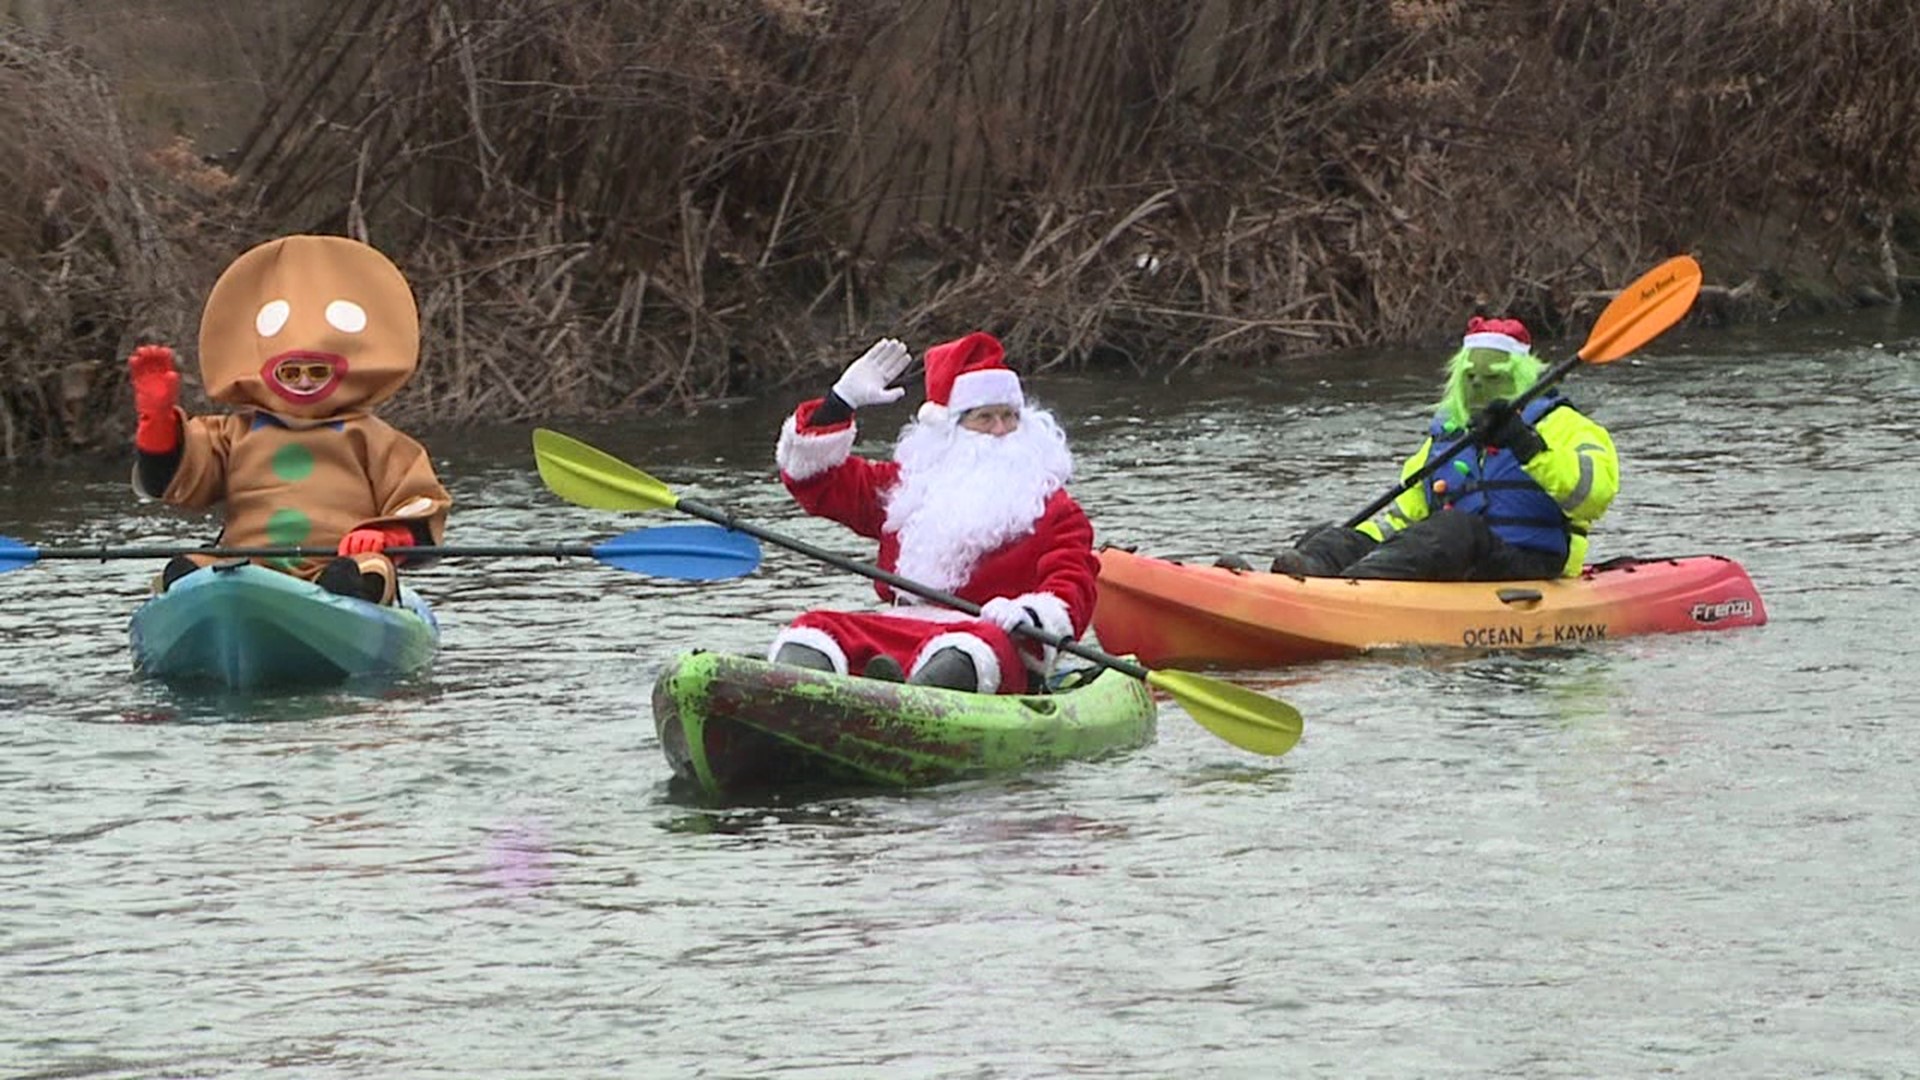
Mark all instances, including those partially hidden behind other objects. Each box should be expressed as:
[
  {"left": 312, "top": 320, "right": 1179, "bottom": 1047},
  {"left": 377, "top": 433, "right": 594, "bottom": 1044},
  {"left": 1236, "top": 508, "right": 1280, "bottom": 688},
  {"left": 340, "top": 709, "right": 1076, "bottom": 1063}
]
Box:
[
  {"left": 1470, "top": 398, "right": 1545, "bottom": 462},
  {"left": 809, "top": 390, "right": 855, "bottom": 427}
]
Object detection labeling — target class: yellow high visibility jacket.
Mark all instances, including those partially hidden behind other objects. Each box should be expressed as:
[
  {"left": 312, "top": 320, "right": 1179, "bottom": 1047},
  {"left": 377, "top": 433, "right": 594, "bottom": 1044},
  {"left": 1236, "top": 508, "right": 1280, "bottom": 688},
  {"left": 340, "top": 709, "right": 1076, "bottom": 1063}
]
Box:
[{"left": 1358, "top": 401, "right": 1618, "bottom": 576}]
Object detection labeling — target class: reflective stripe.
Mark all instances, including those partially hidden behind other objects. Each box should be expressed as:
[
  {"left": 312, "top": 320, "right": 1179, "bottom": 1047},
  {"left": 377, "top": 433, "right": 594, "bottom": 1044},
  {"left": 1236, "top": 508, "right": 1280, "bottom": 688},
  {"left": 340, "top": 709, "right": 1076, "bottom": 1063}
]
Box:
[
  {"left": 1556, "top": 443, "right": 1604, "bottom": 511},
  {"left": 1371, "top": 514, "right": 1401, "bottom": 539}
]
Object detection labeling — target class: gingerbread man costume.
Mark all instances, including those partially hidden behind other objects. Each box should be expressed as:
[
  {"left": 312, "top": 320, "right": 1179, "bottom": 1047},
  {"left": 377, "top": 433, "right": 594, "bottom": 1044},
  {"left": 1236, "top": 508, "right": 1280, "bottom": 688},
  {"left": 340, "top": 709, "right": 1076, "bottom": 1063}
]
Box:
[{"left": 129, "top": 235, "right": 450, "bottom": 603}]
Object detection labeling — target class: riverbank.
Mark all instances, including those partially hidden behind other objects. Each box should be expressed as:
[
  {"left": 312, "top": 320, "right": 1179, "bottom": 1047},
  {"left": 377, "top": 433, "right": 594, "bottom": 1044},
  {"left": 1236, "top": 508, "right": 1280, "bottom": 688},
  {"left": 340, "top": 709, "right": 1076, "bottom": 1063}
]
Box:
[{"left": 3, "top": 0, "right": 1916, "bottom": 460}]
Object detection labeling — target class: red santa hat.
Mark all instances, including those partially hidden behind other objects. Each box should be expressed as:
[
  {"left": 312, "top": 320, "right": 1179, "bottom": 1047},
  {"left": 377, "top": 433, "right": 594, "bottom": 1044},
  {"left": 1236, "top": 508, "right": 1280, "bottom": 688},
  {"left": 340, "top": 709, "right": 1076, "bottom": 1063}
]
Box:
[
  {"left": 917, "top": 331, "right": 1024, "bottom": 423},
  {"left": 1461, "top": 315, "right": 1533, "bottom": 355}
]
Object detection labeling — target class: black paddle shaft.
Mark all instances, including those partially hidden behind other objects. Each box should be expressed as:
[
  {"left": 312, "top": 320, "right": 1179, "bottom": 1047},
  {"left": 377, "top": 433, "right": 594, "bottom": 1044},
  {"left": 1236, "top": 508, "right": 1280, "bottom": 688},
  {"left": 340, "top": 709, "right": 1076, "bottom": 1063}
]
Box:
[
  {"left": 675, "top": 496, "right": 1151, "bottom": 681},
  {"left": 1340, "top": 352, "right": 1583, "bottom": 530}
]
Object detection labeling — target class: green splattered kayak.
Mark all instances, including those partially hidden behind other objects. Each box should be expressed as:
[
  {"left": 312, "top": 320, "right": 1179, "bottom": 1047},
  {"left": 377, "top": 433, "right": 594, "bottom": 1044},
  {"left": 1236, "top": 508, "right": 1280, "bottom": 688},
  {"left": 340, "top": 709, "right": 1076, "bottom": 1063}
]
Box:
[{"left": 651, "top": 651, "right": 1157, "bottom": 799}]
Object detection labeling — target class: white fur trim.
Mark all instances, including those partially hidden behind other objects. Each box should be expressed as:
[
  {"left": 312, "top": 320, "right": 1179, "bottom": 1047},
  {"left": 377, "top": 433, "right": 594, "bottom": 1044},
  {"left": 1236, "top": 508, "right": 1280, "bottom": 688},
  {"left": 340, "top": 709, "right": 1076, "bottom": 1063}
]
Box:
[
  {"left": 767, "top": 626, "right": 849, "bottom": 674},
  {"left": 947, "top": 368, "right": 1024, "bottom": 415},
  {"left": 775, "top": 412, "right": 857, "bottom": 481},
  {"left": 1010, "top": 591, "right": 1074, "bottom": 641},
  {"left": 912, "top": 631, "right": 1000, "bottom": 694},
  {"left": 877, "top": 604, "right": 975, "bottom": 621},
  {"left": 917, "top": 401, "right": 949, "bottom": 424},
  {"left": 1462, "top": 331, "right": 1528, "bottom": 355}
]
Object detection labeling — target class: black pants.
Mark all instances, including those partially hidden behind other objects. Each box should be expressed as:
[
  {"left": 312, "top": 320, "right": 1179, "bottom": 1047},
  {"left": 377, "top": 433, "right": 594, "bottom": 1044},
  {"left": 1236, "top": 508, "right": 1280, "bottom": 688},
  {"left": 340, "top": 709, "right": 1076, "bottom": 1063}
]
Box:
[{"left": 1287, "top": 512, "right": 1567, "bottom": 582}]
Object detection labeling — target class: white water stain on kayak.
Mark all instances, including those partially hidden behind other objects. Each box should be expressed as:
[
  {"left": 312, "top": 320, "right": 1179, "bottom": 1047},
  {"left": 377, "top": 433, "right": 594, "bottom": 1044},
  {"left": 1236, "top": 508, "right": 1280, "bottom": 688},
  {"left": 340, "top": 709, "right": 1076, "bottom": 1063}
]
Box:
[{"left": 2, "top": 313, "right": 1916, "bottom": 1077}]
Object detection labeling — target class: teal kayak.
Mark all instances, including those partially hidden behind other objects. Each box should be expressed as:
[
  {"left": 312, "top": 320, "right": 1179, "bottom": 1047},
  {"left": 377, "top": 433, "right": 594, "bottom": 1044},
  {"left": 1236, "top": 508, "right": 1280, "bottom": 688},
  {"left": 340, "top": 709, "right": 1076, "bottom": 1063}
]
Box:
[
  {"left": 129, "top": 563, "right": 439, "bottom": 689},
  {"left": 650, "top": 650, "right": 1157, "bottom": 799}
]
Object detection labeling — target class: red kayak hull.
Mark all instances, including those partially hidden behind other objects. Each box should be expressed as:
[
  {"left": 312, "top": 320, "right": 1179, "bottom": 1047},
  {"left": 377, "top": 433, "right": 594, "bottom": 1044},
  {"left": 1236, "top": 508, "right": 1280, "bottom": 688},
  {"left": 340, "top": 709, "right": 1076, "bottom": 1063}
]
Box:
[{"left": 1092, "top": 548, "right": 1767, "bottom": 669}]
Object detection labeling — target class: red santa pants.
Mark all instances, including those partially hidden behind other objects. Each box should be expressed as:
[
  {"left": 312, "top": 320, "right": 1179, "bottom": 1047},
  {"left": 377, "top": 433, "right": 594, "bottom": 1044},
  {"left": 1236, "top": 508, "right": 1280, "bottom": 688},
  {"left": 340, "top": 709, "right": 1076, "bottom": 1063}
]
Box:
[{"left": 768, "top": 608, "right": 1031, "bottom": 694}]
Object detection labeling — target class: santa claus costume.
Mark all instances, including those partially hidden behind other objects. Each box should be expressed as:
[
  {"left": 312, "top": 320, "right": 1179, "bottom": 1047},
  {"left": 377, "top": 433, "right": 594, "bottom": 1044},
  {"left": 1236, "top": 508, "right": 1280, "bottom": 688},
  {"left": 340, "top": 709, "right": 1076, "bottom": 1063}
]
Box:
[{"left": 768, "top": 332, "right": 1099, "bottom": 694}]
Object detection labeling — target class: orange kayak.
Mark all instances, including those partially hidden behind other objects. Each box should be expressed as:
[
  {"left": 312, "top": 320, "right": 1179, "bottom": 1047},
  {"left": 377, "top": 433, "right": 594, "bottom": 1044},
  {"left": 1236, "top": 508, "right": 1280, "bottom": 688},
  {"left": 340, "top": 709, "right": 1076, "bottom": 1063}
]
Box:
[{"left": 1092, "top": 547, "right": 1767, "bottom": 668}]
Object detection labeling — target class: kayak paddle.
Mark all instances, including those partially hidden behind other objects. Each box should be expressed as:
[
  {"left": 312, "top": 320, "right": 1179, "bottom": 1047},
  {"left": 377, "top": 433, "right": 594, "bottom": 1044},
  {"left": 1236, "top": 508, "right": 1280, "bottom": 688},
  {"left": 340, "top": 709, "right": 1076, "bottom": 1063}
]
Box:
[
  {"left": 531, "top": 428, "right": 1303, "bottom": 757},
  {"left": 0, "top": 523, "right": 762, "bottom": 581},
  {"left": 1342, "top": 254, "right": 1703, "bottom": 530}
]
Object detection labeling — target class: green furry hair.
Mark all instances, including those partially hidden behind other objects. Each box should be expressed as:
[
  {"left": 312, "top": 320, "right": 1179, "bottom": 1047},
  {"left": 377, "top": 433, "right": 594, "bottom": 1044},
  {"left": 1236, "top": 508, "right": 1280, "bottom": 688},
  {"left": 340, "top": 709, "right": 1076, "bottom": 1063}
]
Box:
[{"left": 1434, "top": 346, "right": 1545, "bottom": 432}]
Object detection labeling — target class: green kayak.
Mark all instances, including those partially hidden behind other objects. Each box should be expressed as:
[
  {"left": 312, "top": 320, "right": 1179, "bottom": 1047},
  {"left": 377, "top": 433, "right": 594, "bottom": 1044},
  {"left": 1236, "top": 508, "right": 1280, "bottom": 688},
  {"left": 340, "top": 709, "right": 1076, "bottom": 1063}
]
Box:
[{"left": 650, "top": 650, "right": 1157, "bottom": 799}]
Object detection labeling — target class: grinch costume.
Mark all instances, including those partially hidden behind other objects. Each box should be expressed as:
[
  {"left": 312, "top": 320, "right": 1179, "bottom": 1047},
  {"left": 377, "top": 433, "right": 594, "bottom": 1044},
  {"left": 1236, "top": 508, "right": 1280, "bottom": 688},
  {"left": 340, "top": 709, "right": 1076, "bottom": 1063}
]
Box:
[
  {"left": 768, "top": 332, "right": 1099, "bottom": 694},
  {"left": 129, "top": 235, "right": 450, "bottom": 603},
  {"left": 1264, "top": 317, "right": 1619, "bottom": 581}
]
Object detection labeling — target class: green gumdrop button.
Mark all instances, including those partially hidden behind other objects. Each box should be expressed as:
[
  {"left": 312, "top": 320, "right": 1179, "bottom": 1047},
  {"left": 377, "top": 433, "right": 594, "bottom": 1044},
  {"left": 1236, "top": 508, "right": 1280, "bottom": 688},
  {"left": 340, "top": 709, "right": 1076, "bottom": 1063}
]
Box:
[{"left": 271, "top": 443, "right": 316, "bottom": 482}]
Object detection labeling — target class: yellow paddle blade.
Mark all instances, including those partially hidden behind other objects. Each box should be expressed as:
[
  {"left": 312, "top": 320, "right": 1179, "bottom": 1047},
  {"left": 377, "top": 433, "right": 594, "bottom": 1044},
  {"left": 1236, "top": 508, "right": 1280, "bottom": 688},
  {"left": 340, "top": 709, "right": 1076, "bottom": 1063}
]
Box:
[
  {"left": 1145, "top": 669, "right": 1303, "bottom": 757},
  {"left": 532, "top": 428, "right": 680, "bottom": 512},
  {"left": 1578, "top": 255, "right": 1703, "bottom": 363}
]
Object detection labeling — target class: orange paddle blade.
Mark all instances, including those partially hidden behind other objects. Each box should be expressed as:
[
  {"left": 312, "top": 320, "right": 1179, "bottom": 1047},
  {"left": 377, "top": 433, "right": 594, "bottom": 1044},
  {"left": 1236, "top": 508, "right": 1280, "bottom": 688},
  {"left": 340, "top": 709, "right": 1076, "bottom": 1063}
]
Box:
[{"left": 1577, "top": 255, "right": 1703, "bottom": 363}]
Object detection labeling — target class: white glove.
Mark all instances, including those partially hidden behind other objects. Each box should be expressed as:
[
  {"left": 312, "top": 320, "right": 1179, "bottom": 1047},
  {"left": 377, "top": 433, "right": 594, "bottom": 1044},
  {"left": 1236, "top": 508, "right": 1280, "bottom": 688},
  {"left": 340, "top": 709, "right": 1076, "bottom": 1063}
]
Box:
[
  {"left": 979, "top": 596, "right": 1037, "bottom": 634},
  {"left": 831, "top": 338, "right": 912, "bottom": 409}
]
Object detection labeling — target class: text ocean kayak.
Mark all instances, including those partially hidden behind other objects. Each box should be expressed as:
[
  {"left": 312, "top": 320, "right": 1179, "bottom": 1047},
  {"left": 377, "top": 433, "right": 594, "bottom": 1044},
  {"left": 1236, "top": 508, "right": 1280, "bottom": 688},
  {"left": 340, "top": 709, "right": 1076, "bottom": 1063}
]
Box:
[
  {"left": 650, "top": 650, "right": 1156, "bottom": 799},
  {"left": 129, "top": 563, "right": 439, "bottom": 689},
  {"left": 1092, "top": 548, "right": 1766, "bottom": 669}
]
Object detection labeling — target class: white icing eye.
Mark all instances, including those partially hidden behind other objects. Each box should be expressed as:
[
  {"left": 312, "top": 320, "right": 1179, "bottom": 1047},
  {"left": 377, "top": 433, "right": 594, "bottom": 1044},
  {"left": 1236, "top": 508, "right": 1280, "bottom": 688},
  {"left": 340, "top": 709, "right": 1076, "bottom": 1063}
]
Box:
[
  {"left": 325, "top": 300, "right": 368, "bottom": 333},
  {"left": 255, "top": 300, "right": 291, "bottom": 337}
]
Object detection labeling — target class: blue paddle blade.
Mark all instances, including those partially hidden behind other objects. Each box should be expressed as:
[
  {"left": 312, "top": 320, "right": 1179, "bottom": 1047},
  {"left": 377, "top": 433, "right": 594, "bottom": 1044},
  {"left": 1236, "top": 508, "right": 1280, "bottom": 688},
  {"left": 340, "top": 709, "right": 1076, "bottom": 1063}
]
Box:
[
  {"left": 0, "top": 537, "right": 40, "bottom": 573},
  {"left": 591, "top": 524, "right": 761, "bottom": 581}
]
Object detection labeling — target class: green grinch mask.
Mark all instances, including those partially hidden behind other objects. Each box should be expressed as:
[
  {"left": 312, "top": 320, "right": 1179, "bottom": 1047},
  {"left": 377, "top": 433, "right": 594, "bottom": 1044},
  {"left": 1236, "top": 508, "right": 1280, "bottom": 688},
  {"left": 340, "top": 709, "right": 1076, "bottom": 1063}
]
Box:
[
  {"left": 1463, "top": 349, "right": 1524, "bottom": 411},
  {"left": 1436, "top": 344, "right": 1543, "bottom": 432}
]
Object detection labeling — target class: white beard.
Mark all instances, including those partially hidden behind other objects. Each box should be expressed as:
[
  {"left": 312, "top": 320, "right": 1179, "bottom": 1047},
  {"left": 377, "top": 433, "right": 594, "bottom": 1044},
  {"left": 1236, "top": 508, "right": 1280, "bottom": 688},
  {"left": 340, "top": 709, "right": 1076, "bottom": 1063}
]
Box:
[{"left": 884, "top": 406, "right": 1075, "bottom": 594}]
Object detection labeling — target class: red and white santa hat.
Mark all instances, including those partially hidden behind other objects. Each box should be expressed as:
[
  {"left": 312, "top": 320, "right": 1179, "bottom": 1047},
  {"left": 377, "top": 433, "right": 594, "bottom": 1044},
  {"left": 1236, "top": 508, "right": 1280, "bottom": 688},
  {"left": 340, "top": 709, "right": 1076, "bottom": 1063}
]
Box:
[
  {"left": 1461, "top": 315, "right": 1532, "bottom": 354},
  {"left": 918, "top": 331, "right": 1024, "bottom": 423}
]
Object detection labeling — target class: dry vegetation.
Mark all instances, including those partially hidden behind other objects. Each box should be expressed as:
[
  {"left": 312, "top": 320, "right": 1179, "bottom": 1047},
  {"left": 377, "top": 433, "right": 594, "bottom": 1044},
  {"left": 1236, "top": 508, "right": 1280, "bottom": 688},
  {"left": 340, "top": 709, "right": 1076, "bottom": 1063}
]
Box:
[{"left": 3, "top": 0, "right": 1919, "bottom": 459}]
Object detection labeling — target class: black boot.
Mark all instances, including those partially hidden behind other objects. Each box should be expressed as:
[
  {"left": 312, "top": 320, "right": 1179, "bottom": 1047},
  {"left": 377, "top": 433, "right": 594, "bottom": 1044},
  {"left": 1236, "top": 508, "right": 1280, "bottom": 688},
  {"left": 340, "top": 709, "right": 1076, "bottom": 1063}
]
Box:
[
  {"left": 315, "top": 557, "right": 386, "bottom": 603},
  {"left": 160, "top": 555, "right": 200, "bottom": 591},
  {"left": 773, "top": 642, "right": 836, "bottom": 672},
  {"left": 1276, "top": 522, "right": 1379, "bottom": 577},
  {"left": 1268, "top": 548, "right": 1317, "bottom": 577},
  {"left": 861, "top": 655, "right": 905, "bottom": 683},
  {"left": 909, "top": 647, "right": 979, "bottom": 692}
]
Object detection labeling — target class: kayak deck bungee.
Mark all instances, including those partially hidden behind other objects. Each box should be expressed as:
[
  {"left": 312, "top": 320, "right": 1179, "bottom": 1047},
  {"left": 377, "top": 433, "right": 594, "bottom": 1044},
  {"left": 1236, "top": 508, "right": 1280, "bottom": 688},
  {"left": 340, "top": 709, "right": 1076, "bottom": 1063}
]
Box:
[
  {"left": 1092, "top": 548, "right": 1767, "bottom": 669},
  {"left": 129, "top": 562, "right": 439, "bottom": 689},
  {"left": 650, "top": 650, "right": 1157, "bottom": 799}
]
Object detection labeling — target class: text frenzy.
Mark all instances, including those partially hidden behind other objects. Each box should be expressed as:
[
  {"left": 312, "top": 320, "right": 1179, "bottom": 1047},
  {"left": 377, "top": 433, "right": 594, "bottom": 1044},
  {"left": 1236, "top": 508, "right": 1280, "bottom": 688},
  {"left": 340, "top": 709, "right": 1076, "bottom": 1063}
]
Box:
[{"left": 1690, "top": 598, "right": 1755, "bottom": 624}]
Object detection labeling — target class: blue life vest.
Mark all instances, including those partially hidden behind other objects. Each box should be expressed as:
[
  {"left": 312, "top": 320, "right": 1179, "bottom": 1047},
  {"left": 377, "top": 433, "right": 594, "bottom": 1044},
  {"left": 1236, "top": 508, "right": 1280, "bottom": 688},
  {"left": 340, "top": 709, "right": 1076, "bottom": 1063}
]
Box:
[{"left": 1423, "top": 395, "right": 1578, "bottom": 557}]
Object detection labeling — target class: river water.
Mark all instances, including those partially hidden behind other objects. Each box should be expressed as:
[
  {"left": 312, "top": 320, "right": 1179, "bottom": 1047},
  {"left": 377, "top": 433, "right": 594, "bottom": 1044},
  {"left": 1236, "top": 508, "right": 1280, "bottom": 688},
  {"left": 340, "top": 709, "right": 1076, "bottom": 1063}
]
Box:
[{"left": 2, "top": 312, "right": 1915, "bottom": 1078}]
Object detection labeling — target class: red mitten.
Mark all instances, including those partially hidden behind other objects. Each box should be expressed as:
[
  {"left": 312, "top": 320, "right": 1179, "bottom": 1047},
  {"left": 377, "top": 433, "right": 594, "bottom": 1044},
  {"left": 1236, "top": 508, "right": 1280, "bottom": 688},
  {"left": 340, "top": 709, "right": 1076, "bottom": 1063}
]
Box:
[
  {"left": 127, "top": 344, "right": 181, "bottom": 454},
  {"left": 337, "top": 523, "right": 418, "bottom": 557}
]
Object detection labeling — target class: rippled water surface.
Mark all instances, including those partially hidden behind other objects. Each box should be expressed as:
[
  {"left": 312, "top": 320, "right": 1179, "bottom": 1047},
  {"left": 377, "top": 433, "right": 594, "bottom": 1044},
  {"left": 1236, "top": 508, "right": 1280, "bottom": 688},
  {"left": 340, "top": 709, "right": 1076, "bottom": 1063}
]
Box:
[{"left": 3, "top": 314, "right": 1916, "bottom": 1078}]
